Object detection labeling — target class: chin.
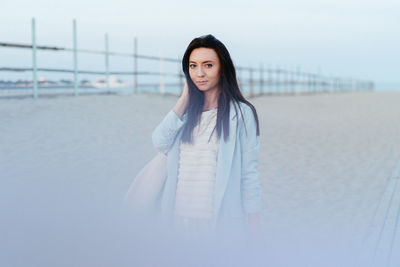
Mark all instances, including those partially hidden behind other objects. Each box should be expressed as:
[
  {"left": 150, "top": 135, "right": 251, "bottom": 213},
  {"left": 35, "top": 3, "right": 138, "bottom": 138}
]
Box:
[
  {"left": 195, "top": 85, "right": 207, "bottom": 91},
  {"left": 197, "top": 85, "right": 217, "bottom": 92}
]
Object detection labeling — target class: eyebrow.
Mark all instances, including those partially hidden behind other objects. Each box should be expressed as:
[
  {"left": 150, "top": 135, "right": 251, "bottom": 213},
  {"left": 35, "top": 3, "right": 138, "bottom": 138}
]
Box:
[{"left": 189, "top": 60, "right": 215, "bottom": 64}]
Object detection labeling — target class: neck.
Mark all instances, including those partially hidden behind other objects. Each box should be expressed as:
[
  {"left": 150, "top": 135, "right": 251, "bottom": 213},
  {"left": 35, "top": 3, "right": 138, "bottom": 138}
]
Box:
[{"left": 203, "top": 88, "right": 220, "bottom": 110}]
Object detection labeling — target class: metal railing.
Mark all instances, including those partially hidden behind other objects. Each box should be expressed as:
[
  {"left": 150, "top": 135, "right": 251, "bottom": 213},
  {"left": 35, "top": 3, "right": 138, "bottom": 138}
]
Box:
[{"left": 0, "top": 18, "right": 375, "bottom": 99}]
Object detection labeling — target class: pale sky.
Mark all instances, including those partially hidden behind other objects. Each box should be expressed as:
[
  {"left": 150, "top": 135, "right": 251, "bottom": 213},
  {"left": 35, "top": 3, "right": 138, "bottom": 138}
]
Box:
[{"left": 1, "top": 0, "right": 399, "bottom": 88}]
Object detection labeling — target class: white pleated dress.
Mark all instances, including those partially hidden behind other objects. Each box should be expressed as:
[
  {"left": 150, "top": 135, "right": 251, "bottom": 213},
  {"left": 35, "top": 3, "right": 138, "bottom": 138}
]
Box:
[{"left": 173, "top": 107, "right": 219, "bottom": 235}]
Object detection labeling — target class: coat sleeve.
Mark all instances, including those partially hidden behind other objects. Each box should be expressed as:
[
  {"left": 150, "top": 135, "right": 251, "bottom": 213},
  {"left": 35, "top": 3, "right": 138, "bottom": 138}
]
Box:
[
  {"left": 152, "top": 110, "right": 187, "bottom": 154},
  {"left": 239, "top": 105, "right": 262, "bottom": 214}
]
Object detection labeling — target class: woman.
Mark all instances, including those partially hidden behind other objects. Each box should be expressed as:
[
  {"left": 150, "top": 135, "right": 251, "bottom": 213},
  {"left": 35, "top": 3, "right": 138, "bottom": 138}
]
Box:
[{"left": 152, "top": 34, "right": 262, "bottom": 236}]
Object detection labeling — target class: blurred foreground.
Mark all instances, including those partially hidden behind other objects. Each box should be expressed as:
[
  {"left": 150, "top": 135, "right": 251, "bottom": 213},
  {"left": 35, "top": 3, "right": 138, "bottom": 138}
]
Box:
[{"left": 1, "top": 91, "right": 400, "bottom": 266}]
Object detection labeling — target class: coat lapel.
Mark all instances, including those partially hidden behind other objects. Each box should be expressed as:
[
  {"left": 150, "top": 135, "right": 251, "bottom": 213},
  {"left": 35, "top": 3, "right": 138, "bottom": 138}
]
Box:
[
  {"left": 213, "top": 101, "right": 238, "bottom": 222},
  {"left": 160, "top": 128, "right": 183, "bottom": 218}
]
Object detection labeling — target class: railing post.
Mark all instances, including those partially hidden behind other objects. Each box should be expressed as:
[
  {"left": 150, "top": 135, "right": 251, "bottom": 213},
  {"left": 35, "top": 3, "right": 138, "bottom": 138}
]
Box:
[
  {"left": 284, "top": 68, "right": 289, "bottom": 93},
  {"left": 179, "top": 57, "right": 183, "bottom": 95},
  {"left": 313, "top": 74, "right": 316, "bottom": 93},
  {"left": 276, "top": 65, "right": 280, "bottom": 94},
  {"left": 259, "top": 63, "right": 263, "bottom": 95},
  {"left": 296, "top": 66, "right": 300, "bottom": 94},
  {"left": 312, "top": 73, "right": 316, "bottom": 93},
  {"left": 238, "top": 67, "right": 242, "bottom": 90},
  {"left": 73, "top": 19, "right": 79, "bottom": 96},
  {"left": 333, "top": 77, "right": 337, "bottom": 92},
  {"left": 267, "top": 66, "right": 272, "bottom": 95},
  {"left": 133, "top": 37, "right": 138, "bottom": 94},
  {"left": 32, "top": 17, "right": 38, "bottom": 99},
  {"left": 249, "top": 66, "right": 253, "bottom": 97},
  {"left": 105, "top": 33, "right": 110, "bottom": 92},
  {"left": 159, "top": 51, "right": 165, "bottom": 94}
]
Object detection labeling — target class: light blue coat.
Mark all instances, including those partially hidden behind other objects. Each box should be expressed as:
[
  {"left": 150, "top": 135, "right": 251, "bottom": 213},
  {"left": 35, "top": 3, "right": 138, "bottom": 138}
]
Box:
[{"left": 152, "top": 101, "right": 262, "bottom": 230}]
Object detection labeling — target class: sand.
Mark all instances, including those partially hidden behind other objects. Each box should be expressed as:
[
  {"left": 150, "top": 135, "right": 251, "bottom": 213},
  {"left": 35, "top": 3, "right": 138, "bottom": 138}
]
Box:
[{"left": 1, "top": 90, "right": 400, "bottom": 266}]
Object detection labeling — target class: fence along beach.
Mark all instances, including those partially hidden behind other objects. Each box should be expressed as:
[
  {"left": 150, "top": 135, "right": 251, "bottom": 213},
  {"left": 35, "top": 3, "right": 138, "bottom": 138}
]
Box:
[{"left": 0, "top": 18, "right": 374, "bottom": 99}]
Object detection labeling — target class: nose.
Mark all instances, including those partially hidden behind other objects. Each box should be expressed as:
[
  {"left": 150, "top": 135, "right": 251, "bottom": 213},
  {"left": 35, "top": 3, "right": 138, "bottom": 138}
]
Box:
[{"left": 196, "top": 66, "right": 205, "bottom": 77}]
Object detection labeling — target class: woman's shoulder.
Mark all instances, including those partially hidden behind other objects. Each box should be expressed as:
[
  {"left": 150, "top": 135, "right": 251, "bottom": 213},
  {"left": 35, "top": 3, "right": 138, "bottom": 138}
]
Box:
[{"left": 233, "top": 101, "right": 256, "bottom": 121}]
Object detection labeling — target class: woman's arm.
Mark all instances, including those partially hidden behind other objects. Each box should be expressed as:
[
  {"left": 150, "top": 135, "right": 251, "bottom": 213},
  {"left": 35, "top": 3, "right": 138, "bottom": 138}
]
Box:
[
  {"left": 173, "top": 82, "right": 189, "bottom": 119},
  {"left": 151, "top": 82, "right": 189, "bottom": 153}
]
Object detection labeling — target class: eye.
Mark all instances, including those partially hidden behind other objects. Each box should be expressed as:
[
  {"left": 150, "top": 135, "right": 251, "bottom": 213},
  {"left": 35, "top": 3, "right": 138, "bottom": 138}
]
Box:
[
  {"left": 189, "top": 64, "right": 196, "bottom": 69},
  {"left": 205, "top": 64, "right": 213, "bottom": 68}
]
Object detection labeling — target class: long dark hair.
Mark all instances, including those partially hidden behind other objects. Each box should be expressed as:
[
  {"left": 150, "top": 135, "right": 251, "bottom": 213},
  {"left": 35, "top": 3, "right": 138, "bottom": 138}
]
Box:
[{"left": 181, "top": 34, "right": 260, "bottom": 143}]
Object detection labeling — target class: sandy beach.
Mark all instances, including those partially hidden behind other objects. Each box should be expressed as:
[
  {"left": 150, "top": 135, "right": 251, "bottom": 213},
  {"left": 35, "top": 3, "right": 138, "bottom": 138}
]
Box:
[{"left": 1, "top": 90, "right": 400, "bottom": 266}]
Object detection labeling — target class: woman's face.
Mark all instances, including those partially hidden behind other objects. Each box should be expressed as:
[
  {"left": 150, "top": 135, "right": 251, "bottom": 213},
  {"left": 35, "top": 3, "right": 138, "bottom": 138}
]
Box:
[{"left": 189, "top": 47, "right": 221, "bottom": 94}]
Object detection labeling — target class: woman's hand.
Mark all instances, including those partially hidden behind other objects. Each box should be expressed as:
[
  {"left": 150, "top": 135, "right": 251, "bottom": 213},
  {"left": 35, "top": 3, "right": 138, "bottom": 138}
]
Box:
[
  {"left": 181, "top": 81, "right": 189, "bottom": 101},
  {"left": 173, "top": 81, "right": 189, "bottom": 119}
]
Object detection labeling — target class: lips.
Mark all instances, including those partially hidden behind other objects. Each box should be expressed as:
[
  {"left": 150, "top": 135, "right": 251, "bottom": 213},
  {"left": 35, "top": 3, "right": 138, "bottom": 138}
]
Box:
[{"left": 197, "top": 81, "right": 207, "bottom": 85}]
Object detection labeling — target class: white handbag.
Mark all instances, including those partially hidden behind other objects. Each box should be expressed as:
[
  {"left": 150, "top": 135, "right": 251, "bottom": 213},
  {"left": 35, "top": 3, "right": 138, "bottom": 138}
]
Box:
[{"left": 124, "top": 152, "right": 167, "bottom": 216}]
